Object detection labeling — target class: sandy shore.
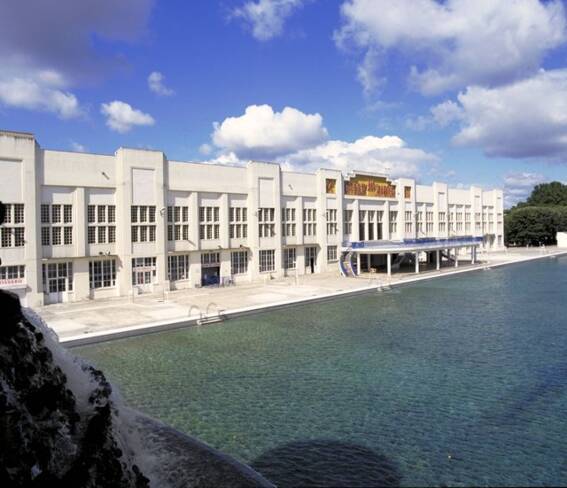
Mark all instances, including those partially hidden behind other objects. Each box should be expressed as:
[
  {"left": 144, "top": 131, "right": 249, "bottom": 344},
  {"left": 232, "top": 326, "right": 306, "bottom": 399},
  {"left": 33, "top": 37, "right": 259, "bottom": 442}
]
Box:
[{"left": 37, "top": 246, "right": 567, "bottom": 346}]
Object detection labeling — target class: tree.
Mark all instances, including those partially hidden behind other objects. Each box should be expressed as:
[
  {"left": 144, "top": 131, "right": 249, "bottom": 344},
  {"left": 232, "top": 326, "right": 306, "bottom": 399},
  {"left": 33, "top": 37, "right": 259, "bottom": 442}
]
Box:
[
  {"left": 524, "top": 181, "right": 567, "bottom": 207},
  {"left": 505, "top": 206, "right": 567, "bottom": 246}
]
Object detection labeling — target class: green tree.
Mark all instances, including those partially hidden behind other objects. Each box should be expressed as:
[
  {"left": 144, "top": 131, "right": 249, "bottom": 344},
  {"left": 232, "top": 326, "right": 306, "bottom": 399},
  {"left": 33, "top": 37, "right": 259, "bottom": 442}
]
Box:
[
  {"left": 505, "top": 206, "right": 567, "bottom": 246},
  {"left": 524, "top": 181, "right": 567, "bottom": 207}
]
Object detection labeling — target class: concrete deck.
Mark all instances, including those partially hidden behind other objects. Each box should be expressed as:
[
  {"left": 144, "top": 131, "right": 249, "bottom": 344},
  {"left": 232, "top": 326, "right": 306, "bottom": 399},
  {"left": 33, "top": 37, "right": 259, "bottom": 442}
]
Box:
[{"left": 36, "top": 247, "right": 567, "bottom": 345}]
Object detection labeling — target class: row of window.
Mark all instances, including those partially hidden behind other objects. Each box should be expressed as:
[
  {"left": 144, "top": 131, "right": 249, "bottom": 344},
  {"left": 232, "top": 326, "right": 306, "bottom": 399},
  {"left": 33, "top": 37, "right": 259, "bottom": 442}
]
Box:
[{"left": 33, "top": 245, "right": 338, "bottom": 292}]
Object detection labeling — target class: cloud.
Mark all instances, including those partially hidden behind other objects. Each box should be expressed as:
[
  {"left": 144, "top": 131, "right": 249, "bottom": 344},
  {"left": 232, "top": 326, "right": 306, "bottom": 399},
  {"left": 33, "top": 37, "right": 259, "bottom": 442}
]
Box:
[
  {"left": 212, "top": 104, "right": 328, "bottom": 159},
  {"left": 336, "top": 0, "right": 566, "bottom": 95},
  {"left": 280, "top": 135, "right": 439, "bottom": 178},
  {"left": 199, "top": 143, "right": 213, "bottom": 156},
  {"left": 440, "top": 69, "right": 567, "bottom": 160},
  {"left": 0, "top": 1, "right": 153, "bottom": 120},
  {"left": 504, "top": 172, "right": 547, "bottom": 207},
  {"left": 231, "top": 0, "right": 305, "bottom": 41},
  {"left": 70, "top": 141, "right": 87, "bottom": 152},
  {"left": 0, "top": 73, "right": 82, "bottom": 118},
  {"left": 148, "top": 71, "right": 174, "bottom": 96},
  {"left": 100, "top": 101, "right": 155, "bottom": 133},
  {"left": 0, "top": 0, "right": 153, "bottom": 82}
]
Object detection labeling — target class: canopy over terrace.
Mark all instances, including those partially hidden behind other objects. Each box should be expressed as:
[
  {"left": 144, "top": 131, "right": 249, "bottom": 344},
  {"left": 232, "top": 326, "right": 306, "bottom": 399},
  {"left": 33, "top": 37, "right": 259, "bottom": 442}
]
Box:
[{"left": 340, "top": 236, "right": 483, "bottom": 277}]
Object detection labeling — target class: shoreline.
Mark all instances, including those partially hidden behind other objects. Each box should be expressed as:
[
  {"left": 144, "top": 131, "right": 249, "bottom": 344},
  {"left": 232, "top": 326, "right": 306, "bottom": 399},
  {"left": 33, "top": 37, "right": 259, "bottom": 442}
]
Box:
[{"left": 60, "top": 249, "right": 567, "bottom": 347}]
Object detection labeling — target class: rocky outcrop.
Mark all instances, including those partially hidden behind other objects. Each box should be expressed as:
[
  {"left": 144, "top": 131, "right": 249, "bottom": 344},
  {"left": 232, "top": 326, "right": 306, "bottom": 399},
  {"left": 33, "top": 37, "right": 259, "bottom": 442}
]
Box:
[
  {"left": 0, "top": 289, "right": 149, "bottom": 487},
  {"left": 0, "top": 289, "right": 274, "bottom": 487}
]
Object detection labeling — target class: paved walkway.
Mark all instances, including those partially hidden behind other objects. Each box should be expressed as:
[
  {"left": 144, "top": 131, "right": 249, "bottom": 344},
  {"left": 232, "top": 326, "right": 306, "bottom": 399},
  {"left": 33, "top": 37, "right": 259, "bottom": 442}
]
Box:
[{"left": 37, "top": 247, "right": 566, "bottom": 341}]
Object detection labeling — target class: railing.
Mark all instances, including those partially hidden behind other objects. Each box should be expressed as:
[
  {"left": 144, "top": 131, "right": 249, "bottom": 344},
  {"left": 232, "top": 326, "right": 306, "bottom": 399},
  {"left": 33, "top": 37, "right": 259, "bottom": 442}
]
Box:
[{"left": 346, "top": 236, "right": 482, "bottom": 250}]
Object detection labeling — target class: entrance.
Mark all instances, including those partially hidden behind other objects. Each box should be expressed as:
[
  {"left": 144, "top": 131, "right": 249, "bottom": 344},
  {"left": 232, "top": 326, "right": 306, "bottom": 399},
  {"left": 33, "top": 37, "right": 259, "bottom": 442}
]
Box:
[
  {"left": 201, "top": 266, "right": 220, "bottom": 286},
  {"left": 201, "top": 252, "right": 221, "bottom": 286},
  {"left": 42, "top": 262, "right": 73, "bottom": 304},
  {"left": 131, "top": 257, "right": 157, "bottom": 293},
  {"left": 305, "top": 246, "right": 317, "bottom": 274}
]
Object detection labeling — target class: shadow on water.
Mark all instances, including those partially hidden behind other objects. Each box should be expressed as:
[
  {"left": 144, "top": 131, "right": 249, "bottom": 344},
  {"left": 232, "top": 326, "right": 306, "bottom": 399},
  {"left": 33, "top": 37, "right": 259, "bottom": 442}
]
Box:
[{"left": 251, "top": 439, "right": 401, "bottom": 487}]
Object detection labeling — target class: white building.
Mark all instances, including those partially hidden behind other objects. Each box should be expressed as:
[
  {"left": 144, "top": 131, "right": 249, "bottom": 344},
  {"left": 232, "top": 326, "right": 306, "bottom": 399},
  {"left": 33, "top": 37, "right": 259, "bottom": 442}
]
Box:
[{"left": 0, "top": 130, "right": 504, "bottom": 307}]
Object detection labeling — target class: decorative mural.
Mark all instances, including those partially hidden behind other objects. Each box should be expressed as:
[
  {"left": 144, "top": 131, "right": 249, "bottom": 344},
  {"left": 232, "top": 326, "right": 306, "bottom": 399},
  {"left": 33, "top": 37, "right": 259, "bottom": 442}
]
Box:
[
  {"left": 325, "top": 178, "right": 337, "bottom": 194},
  {"left": 344, "top": 174, "right": 396, "bottom": 198}
]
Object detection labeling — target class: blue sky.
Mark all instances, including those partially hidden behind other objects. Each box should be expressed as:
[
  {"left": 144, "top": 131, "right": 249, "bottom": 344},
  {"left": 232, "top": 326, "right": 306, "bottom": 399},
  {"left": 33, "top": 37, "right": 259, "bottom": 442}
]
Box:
[{"left": 2, "top": 0, "right": 567, "bottom": 206}]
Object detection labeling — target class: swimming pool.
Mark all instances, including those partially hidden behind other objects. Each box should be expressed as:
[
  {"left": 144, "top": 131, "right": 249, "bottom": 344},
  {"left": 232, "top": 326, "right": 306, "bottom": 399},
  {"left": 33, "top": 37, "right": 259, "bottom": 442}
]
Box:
[{"left": 76, "top": 257, "right": 567, "bottom": 486}]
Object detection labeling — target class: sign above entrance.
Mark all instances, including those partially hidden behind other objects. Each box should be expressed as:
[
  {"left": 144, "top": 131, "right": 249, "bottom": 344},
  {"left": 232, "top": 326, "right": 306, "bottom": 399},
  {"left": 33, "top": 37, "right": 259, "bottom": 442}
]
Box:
[{"left": 344, "top": 174, "right": 396, "bottom": 198}]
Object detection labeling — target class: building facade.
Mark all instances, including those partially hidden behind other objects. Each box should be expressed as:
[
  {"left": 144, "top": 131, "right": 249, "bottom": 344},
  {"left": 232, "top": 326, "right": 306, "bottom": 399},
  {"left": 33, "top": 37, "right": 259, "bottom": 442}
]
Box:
[{"left": 0, "top": 130, "right": 504, "bottom": 307}]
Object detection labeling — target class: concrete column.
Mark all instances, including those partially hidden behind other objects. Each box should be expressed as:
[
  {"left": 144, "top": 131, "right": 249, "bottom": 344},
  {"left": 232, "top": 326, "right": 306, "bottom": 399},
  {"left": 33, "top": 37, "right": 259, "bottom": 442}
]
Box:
[
  {"left": 471, "top": 246, "right": 475, "bottom": 264},
  {"left": 356, "top": 253, "right": 361, "bottom": 276},
  {"left": 387, "top": 253, "right": 391, "bottom": 276},
  {"left": 415, "top": 251, "right": 419, "bottom": 273},
  {"left": 454, "top": 247, "right": 459, "bottom": 267},
  {"left": 436, "top": 249, "right": 440, "bottom": 270}
]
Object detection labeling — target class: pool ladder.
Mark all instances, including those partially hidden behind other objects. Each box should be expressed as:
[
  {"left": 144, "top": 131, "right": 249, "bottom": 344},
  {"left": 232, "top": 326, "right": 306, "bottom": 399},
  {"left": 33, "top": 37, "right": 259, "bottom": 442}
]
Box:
[{"left": 190, "top": 303, "right": 226, "bottom": 325}]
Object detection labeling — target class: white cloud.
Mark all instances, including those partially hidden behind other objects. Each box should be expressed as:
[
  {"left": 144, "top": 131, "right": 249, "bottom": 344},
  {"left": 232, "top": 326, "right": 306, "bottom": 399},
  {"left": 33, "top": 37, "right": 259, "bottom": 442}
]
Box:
[
  {"left": 100, "top": 101, "right": 155, "bottom": 133},
  {"left": 441, "top": 69, "right": 567, "bottom": 160},
  {"left": 232, "top": 0, "right": 305, "bottom": 41},
  {"left": 0, "top": 72, "right": 82, "bottom": 119},
  {"left": 70, "top": 141, "right": 87, "bottom": 152},
  {"left": 148, "top": 71, "right": 174, "bottom": 96},
  {"left": 504, "top": 172, "right": 547, "bottom": 207},
  {"left": 212, "top": 104, "right": 328, "bottom": 159},
  {"left": 357, "top": 48, "right": 384, "bottom": 97},
  {"left": 199, "top": 143, "right": 213, "bottom": 156},
  {"left": 280, "top": 135, "right": 439, "bottom": 178},
  {"left": 336, "top": 0, "right": 566, "bottom": 95}
]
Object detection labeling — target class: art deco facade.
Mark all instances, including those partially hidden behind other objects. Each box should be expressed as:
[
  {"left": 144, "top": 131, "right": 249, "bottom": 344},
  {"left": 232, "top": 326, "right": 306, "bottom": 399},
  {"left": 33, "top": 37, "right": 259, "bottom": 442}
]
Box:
[{"left": 0, "top": 130, "right": 504, "bottom": 307}]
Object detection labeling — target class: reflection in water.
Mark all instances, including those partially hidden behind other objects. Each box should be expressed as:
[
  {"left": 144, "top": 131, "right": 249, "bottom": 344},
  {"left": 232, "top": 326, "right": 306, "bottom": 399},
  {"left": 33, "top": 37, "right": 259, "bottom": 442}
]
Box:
[{"left": 251, "top": 440, "right": 401, "bottom": 487}]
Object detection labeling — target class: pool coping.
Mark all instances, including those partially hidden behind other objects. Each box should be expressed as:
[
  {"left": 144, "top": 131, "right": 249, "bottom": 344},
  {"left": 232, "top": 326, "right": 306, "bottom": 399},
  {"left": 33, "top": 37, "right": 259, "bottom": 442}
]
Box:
[{"left": 62, "top": 250, "right": 567, "bottom": 347}]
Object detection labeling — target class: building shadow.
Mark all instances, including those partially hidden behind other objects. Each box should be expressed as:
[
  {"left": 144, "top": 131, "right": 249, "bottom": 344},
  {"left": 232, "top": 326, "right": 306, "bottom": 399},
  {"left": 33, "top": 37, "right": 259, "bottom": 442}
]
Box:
[{"left": 251, "top": 439, "right": 401, "bottom": 487}]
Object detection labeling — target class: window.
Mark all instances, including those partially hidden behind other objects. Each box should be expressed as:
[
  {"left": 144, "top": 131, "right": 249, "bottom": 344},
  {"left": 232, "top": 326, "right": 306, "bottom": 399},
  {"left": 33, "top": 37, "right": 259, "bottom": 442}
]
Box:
[
  {"left": 389, "top": 211, "right": 398, "bottom": 234},
  {"left": 201, "top": 252, "right": 220, "bottom": 267},
  {"left": 14, "top": 204, "right": 24, "bottom": 224},
  {"left": 51, "top": 205, "right": 61, "bottom": 224},
  {"left": 168, "top": 255, "right": 190, "bottom": 281},
  {"left": 405, "top": 211, "right": 412, "bottom": 222},
  {"left": 405, "top": 222, "right": 413, "bottom": 233},
  {"left": 41, "top": 204, "right": 72, "bottom": 245},
  {"left": 281, "top": 208, "right": 296, "bottom": 237},
  {"left": 42, "top": 262, "right": 73, "bottom": 293},
  {"left": 1, "top": 228, "right": 12, "bottom": 248},
  {"left": 259, "top": 249, "right": 275, "bottom": 272},
  {"left": 64, "top": 227, "right": 73, "bottom": 245},
  {"left": 52, "top": 227, "right": 61, "bottom": 245},
  {"left": 326, "top": 209, "right": 338, "bottom": 235},
  {"left": 231, "top": 251, "right": 248, "bottom": 275},
  {"left": 89, "top": 259, "right": 117, "bottom": 289},
  {"left": 229, "top": 206, "right": 248, "bottom": 239},
  {"left": 62, "top": 205, "right": 71, "bottom": 224},
  {"left": 41, "top": 204, "right": 50, "bottom": 224},
  {"left": 283, "top": 247, "right": 296, "bottom": 270},
  {"left": 303, "top": 208, "right": 316, "bottom": 236},
  {"left": 131, "top": 257, "right": 157, "bottom": 285},
  {"left": 259, "top": 208, "right": 276, "bottom": 238},
  {"left": 0, "top": 265, "right": 25, "bottom": 282},
  {"left": 88, "top": 205, "right": 116, "bottom": 245},
  {"left": 167, "top": 205, "right": 190, "bottom": 242},
  {"left": 131, "top": 205, "right": 156, "bottom": 243},
  {"left": 1, "top": 203, "right": 25, "bottom": 248},
  {"left": 343, "top": 210, "right": 353, "bottom": 235},
  {"left": 327, "top": 245, "right": 338, "bottom": 262},
  {"left": 199, "top": 206, "right": 220, "bottom": 240}
]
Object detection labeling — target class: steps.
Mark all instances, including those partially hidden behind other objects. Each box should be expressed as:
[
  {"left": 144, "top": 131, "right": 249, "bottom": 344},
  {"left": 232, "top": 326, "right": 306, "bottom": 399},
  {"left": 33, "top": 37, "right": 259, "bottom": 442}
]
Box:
[{"left": 339, "top": 251, "right": 357, "bottom": 277}]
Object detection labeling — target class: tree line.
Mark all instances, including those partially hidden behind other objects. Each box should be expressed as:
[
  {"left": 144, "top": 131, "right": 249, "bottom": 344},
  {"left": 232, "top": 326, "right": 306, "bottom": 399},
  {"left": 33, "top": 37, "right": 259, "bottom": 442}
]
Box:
[{"left": 505, "top": 182, "right": 567, "bottom": 246}]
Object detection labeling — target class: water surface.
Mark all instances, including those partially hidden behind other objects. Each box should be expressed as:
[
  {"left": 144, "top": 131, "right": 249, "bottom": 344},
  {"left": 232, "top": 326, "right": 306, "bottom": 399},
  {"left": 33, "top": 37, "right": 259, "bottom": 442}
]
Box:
[{"left": 77, "top": 257, "right": 567, "bottom": 486}]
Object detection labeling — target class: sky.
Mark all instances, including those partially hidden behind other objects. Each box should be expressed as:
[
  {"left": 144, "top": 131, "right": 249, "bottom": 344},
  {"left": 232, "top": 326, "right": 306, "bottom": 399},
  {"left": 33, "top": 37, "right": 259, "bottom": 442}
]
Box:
[{"left": 2, "top": 0, "right": 567, "bottom": 207}]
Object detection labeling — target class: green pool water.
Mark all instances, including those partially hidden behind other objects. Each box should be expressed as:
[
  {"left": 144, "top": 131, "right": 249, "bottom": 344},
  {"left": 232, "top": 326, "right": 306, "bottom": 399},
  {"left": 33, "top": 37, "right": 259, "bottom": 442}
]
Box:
[{"left": 76, "top": 257, "right": 567, "bottom": 486}]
